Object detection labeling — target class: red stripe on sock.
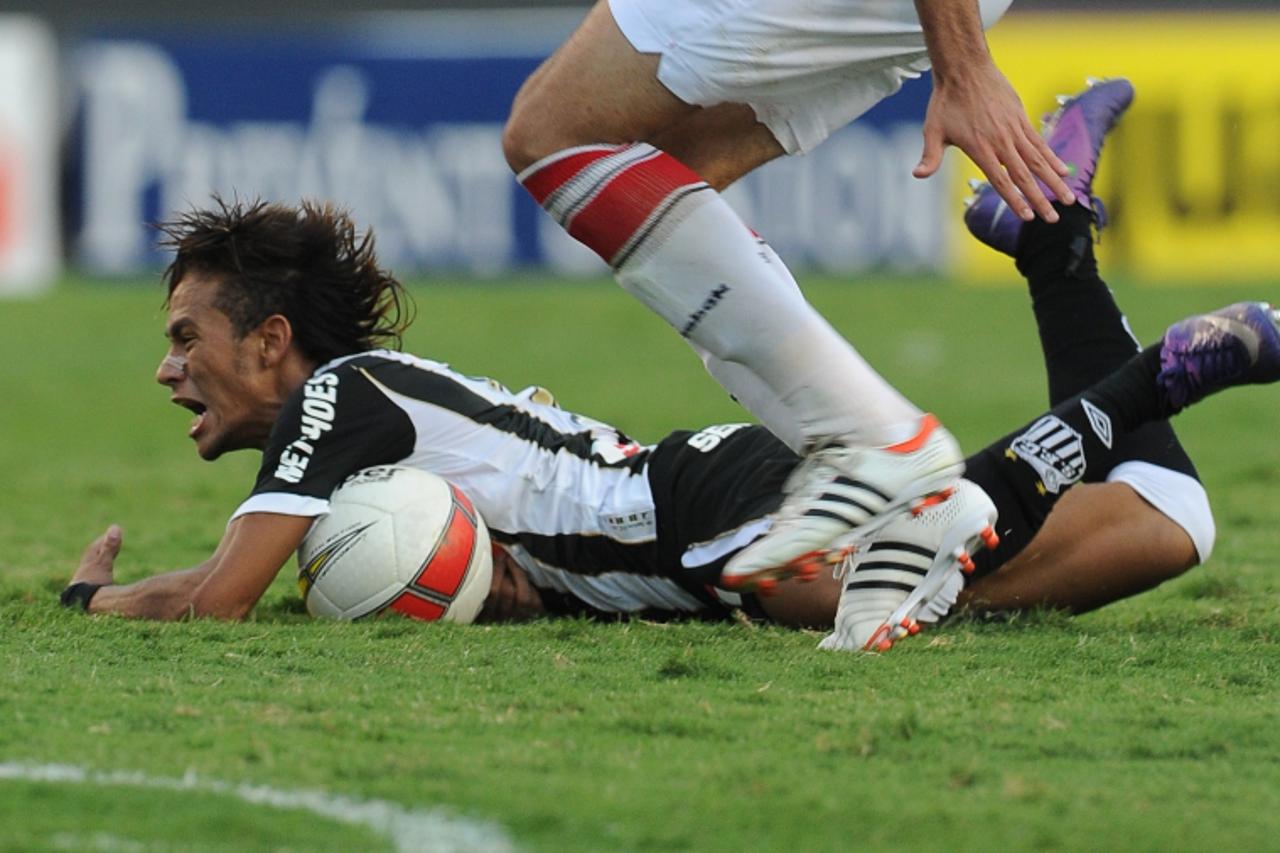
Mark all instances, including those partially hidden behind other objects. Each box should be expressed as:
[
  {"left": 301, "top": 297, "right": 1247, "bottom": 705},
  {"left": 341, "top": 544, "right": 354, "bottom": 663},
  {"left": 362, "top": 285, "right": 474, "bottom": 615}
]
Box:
[
  {"left": 567, "top": 152, "right": 703, "bottom": 264},
  {"left": 520, "top": 147, "right": 619, "bottom": 205}
]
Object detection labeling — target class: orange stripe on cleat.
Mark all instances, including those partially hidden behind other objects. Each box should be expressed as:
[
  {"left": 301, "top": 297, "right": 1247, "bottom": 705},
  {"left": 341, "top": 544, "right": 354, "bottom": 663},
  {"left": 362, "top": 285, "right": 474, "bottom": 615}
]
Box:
[
  {"left": 911, "top": 487, "right": 955, "bottom": 516},
  {"left": 885, "top": 413, "right": 941, "bottom": 454},
  {"left": 794, "top": 559, "right": 821, "bottom": 581},
  {"left": 757, "top": 578, "right": 778, "bottom": 596},
  {"left": 864, "top": 624, "right": 892, "bottom": 652}
]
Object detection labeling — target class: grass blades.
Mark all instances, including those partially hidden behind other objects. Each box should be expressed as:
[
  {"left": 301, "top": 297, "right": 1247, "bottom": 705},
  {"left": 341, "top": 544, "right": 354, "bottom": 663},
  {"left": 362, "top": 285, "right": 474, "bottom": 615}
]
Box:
[{"left": 2, "top": 276, "right": 1278, "bottom": 851}]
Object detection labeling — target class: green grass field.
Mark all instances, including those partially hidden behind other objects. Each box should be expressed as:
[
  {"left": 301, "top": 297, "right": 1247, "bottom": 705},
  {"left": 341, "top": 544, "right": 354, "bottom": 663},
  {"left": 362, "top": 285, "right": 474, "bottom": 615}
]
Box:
[{"left": 2, "top": 274, "right": 1278, "bottom": 851}]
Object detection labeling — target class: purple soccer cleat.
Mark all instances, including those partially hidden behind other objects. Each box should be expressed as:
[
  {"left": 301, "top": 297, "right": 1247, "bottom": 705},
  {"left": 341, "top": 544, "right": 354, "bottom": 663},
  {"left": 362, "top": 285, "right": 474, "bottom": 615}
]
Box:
[
  {"left": 1158, "top": 302, "right": 1280, "bottom": 410},
  {"left": 964, "top": 77, "right": 1135, "bottom": 256}
]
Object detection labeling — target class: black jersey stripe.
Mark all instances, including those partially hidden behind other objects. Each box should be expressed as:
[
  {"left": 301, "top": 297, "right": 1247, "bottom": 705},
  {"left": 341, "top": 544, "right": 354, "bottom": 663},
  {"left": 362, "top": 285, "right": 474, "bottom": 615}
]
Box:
[
  {"left": 500, "top": 529, "right": 663, "bottom": 580},
  {"left": 352, "top": 357, "right": 648, "bottom": 471}
]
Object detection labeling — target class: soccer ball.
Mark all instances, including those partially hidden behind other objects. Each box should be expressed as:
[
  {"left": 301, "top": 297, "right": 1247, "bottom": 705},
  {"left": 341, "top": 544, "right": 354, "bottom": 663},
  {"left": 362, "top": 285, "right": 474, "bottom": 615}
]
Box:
[{"left": 297, "top": 466, "right": 492, "bottom": 623}]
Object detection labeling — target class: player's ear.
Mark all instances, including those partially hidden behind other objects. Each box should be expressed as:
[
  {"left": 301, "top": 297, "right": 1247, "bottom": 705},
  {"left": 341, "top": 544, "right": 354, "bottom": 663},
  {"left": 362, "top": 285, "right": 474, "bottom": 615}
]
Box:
[{"left": 256, "top": 314, "right": 294, "bottom": 367}]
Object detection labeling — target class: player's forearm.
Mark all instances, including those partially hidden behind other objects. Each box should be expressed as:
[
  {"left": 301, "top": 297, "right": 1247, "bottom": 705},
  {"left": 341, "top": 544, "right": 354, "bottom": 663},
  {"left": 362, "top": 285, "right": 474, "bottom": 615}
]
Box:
[
  {"left": 87, "top": 566, "right": 222, "bottom": 621},
  {"left": 913, "top": 0, "right": 995, "bottom": 83}
]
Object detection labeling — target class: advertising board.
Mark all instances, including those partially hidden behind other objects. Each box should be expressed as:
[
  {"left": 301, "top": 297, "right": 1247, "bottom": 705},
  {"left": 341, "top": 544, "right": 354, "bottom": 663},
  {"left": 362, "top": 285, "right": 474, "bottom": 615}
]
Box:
[
  {"left": 0, "top": 17, "right": 60, "bottom": 295},
  {"left": 957, "top": 13, "right": 1280, "bottom": 283},
  {"left": 70, "top": 12, "right": 945, "bottom": 277}
]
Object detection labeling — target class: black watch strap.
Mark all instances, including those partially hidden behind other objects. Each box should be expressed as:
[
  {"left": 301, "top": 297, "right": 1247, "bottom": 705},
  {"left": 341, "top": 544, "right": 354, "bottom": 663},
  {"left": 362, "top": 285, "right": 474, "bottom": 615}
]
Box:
[{"left": 59, "top": 582, "right": 104, "bottom": 612}]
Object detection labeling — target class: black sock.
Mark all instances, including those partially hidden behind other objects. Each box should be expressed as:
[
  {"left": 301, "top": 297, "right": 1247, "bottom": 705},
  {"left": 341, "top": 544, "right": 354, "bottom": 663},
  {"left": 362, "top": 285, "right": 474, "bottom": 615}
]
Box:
[
  {"left": 1080, "top": 344, "right": 1179, "bottom": 431},
  {"left": 1015, "top": 205, "right": 1141, "bottom": 406}
]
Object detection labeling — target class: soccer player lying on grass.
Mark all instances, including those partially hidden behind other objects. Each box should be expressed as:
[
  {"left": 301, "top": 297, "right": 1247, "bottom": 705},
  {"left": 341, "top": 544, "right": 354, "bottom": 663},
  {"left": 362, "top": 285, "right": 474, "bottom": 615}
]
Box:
[{"left": 64, "top": 80, "right": 1279, "bottom": 651}]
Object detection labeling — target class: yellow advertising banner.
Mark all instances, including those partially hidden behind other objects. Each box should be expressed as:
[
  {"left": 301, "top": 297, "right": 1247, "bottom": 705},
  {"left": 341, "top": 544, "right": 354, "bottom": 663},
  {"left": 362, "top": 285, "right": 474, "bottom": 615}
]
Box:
[{"left": 954, "top": 13, "right": 1280, "bottom": 283}]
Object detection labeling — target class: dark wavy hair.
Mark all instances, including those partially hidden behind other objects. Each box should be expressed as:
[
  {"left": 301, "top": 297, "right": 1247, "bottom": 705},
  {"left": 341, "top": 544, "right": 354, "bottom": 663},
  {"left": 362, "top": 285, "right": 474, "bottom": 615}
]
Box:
[{"left": 159, "top": 198, "right": 415, "bottom": 364}]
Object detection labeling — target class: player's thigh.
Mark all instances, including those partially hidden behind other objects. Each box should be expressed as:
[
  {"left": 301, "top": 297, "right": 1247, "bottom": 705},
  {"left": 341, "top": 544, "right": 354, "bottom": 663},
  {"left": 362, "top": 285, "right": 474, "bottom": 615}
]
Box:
[
  {"left": 648, "top": 103, "right": 786, "bottom": 190},
  {"left": 503, "top": 0, "right": 695, "bottom": 171},
  {"left": 960, "top": 482, "right": 1198, "bottom": 615}
]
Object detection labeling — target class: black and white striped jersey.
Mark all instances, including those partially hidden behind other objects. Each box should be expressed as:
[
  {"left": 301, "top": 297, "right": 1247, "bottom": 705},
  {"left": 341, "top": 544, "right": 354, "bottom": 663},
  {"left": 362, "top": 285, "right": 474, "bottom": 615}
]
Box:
[{"left": 232, "top": 350, "right": 717, "bottom": 614}]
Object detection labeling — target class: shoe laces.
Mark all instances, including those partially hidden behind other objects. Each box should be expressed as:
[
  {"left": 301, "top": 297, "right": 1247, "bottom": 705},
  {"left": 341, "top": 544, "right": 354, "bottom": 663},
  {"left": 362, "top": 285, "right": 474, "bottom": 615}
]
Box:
[
  {"left": 830, "top": 543, "right": 862, "bottom": 581},
  {"left": 780, "top": 443, "right": 858, "bottom": 501}
]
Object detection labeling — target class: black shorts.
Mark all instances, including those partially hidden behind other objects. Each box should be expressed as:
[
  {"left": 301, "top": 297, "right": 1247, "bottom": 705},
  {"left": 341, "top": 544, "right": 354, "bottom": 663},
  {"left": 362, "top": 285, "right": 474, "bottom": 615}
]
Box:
[{"left": 963, "top": 417, "right": 1200, "bottom": 580}]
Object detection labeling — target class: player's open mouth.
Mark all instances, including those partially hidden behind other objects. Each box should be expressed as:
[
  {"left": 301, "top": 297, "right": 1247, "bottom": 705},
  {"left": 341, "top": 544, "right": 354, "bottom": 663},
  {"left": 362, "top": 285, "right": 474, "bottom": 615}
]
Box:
[{"left": 174, "top": 398, "right": 208, "bottom": 437}]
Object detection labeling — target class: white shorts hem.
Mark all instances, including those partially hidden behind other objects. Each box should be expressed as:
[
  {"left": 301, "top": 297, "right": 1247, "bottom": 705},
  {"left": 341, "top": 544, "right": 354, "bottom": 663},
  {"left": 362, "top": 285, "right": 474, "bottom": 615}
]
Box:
[{"left": 1107, "top": 461, "right": 1216, "bottom": 563}]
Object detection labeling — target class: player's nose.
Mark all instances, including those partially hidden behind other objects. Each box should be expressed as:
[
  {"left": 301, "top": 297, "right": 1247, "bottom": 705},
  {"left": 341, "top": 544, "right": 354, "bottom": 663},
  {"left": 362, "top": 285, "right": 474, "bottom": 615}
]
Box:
[{"left": 156, "top": 352, "right": 187, "bottom": 386}]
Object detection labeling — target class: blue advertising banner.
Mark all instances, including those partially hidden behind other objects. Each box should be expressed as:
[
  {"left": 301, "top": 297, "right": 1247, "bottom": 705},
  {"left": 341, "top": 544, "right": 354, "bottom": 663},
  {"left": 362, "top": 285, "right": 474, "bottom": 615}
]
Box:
[{"left": 70, "top": 12, "right": 942, "bottom": 277}]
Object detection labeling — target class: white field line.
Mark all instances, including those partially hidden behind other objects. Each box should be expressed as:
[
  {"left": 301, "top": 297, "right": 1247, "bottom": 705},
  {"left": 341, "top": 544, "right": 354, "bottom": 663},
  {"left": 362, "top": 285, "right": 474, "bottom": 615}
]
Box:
[{"left": 0, "top": 762, "right": 515, "bottom": 853}]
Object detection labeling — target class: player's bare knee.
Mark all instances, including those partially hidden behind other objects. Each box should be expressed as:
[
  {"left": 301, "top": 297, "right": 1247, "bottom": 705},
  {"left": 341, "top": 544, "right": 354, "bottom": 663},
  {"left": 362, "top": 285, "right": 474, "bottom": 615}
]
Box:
[
  {"left": 504, "top": 79, "right": 586, "bottom": 174},
  {"left": 501, "top": 105, "right": 544, "bottom": 174}
]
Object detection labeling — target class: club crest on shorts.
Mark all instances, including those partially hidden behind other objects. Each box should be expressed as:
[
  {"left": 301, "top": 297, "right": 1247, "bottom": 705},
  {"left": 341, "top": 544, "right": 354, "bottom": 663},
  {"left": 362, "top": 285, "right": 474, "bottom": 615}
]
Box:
[{"left": 1008, "top": 415, "right": 1086, "bottom": 494}]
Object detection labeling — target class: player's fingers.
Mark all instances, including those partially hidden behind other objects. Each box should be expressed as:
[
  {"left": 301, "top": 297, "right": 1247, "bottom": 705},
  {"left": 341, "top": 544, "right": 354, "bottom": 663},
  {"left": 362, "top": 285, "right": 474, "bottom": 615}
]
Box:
[
  {"left": 1003, "top": 137, "right": 1060, "bottom": 222},
  {"left": 1031, "top": 123, "right": 1071, "bottom": 176},
  {"left": 971, "top": 147, "right": 1034, "bottom": 222},
  {"left": 1021, "top": 129, "right": 1076, "bottom": 205}
]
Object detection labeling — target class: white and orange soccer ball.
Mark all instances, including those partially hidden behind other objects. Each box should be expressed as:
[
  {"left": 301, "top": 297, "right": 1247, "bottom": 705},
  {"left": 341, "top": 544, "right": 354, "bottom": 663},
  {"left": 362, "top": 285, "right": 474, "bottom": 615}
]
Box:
[{"left": 297, "top": 466, "right": 492, "bottom": 623}]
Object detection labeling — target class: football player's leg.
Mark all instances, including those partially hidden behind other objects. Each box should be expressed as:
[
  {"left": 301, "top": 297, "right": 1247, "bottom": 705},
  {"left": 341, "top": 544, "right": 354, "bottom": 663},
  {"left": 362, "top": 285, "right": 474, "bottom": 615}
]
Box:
[
  {"left": 953, "top": 373, "right": 1217, "bottom": 616},
  {"left": 507, "top": 2, "right": 925, "bottom": 455},
  {"left": 952, "top": 78, "right": 1216, "bottom": 612},
  {"left": 958, "top": 481, "right": 1197, "bottom": 614},
  {"left": 1047, "top": 299, "right": 1280, "bottom": 455},
  {"left": 967, "top": 77, "right": 1140, "bottom": 404},
  {"left": 513, "top": 3, "right": 961, "bottom": 599},
  {"left": 808, "top": 80, "right": 1142, "bottom": 650},
  {"left": 503, "top": 1, "right": 694, "bottom": 169}
]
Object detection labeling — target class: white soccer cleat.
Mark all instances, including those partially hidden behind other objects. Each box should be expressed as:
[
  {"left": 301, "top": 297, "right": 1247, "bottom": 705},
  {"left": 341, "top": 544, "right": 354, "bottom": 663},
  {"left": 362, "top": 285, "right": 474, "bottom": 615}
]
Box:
[
  {"left": 817, "top": 478, "right": 999, "bottom": 653},
  {"left": 720, "top": 414, "right": 966, "bottom": 594}
]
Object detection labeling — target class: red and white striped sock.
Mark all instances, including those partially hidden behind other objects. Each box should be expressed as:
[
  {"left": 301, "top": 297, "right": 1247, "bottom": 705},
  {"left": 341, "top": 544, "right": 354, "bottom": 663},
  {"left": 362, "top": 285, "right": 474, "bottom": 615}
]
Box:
[{"left": 518, "top": 143, "right": 922, "bottom": 449}]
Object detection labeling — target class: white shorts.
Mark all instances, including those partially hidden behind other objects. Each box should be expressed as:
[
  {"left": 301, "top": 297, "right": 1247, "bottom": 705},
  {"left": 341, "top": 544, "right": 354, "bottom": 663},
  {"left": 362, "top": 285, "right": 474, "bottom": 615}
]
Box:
[
  {"left": 609, "top": 0, "right": 1015, "bottom": 154},
  {"left": 1108, "top": 460, "right": 1216, "bottom": 564}
]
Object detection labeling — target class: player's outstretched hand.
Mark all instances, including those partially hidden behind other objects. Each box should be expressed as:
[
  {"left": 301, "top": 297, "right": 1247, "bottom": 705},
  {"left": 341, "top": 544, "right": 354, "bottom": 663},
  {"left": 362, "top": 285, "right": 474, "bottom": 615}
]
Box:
[
  {"left": 73, "top": 524, "right": 122, "bottom": 586},
  {"left": 913, "top": 62, "right": 1075, "bottom": 223}
]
